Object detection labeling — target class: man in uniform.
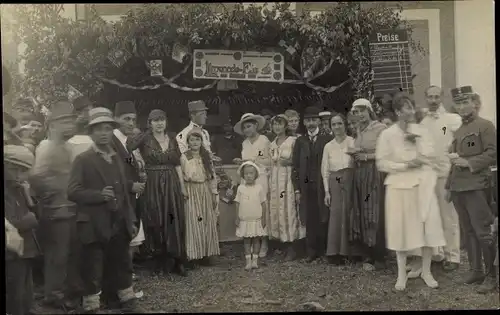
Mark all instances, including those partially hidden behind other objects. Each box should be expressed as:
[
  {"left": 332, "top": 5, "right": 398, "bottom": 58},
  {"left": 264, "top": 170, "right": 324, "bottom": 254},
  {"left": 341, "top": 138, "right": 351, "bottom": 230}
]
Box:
[
  {"left": 446, "top": 85, "right": 497, "bottom": 294},
  {"left": 408, "top": 86, "right": 463, "bottom": 277},
  {"left": 319, "top": 110, "right": 333, "bottom": 136},
  {"left": 177, "top": 100, "right": 212, "bottom": 154}
]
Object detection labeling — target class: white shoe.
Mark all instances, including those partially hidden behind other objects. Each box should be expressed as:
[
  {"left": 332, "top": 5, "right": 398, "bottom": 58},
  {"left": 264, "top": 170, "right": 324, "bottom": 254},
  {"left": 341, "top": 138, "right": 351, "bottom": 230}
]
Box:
[
  {"left": 259, "top": 243, "right": 268, "bottom": 258},
  {"left": 394, "top": 276, "right": 407, "bottom": 291},
  {"left": 244, "top": 255, "right": 252, "bottom": 271},
  {"left": 421, "top": 273, "right": 439, "bottom": 288},
  {"left": 251, "top": 255, "right": 259, "bottom": 269},
  {"left": 408, "top": 267, "right": 422, "bottom": 279}
]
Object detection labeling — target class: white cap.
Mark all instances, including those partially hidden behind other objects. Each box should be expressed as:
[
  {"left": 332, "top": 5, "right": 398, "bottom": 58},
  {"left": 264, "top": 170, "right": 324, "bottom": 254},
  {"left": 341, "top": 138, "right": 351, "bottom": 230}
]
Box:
[
  {"left": 319, "top": 111, "right": 332, "bottom": 117},
  {"left": 351, "top": 98, "right": 373, "bottom": 111}
]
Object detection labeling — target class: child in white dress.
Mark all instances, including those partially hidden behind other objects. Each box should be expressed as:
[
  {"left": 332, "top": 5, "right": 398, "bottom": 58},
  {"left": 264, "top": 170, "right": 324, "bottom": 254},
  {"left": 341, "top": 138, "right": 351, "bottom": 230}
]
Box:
[{"left": 235, "top": 161, "right": 268, "bottom": 270}]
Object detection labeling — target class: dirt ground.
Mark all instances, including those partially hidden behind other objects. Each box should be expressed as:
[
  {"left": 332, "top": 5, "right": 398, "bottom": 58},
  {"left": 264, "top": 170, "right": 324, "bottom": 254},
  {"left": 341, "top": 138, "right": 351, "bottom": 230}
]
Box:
[{"left": 131, "top": 243, "right": 499, "bottom": 312}]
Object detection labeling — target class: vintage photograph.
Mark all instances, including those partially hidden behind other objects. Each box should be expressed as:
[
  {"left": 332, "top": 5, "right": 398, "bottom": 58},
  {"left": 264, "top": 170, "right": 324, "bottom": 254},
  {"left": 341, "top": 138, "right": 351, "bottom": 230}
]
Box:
[{"left": 1, "top": 2, "right": 498, "bottom": 314}]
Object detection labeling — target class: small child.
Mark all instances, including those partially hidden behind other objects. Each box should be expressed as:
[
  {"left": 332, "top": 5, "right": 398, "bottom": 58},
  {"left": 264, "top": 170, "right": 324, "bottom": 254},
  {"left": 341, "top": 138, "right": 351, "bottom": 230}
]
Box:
[{"left": 234, "top": 161, "right": 268, "bottom": 270}]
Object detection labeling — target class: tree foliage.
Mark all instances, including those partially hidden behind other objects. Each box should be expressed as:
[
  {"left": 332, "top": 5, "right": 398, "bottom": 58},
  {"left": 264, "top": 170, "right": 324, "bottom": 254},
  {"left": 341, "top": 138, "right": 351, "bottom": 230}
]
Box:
[{"left": 3, "top": 3, "right": 424, "bottom": 111}]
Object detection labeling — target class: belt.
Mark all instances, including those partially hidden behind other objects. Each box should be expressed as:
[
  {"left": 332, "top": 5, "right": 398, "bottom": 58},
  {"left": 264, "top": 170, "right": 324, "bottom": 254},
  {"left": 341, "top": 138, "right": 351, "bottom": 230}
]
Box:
[{"left": 145, "top": 165, "right": 172, "bottom": 171}]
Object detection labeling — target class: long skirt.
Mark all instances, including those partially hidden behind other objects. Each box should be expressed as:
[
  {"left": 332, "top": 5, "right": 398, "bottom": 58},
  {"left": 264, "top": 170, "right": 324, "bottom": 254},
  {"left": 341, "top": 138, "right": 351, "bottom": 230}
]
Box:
[
  {"left": 268, "top": 164, "right": 306, "bottom": 242},
  {"left": 326, "top": 169, "right": 353, "bottom": 256},
  {"left": 184, "top": 181, "right": 220, "bottom": 261},
  {"left": 141, "top": 165, "right": 186, "bottom": 259},
  {"left": 350, "top": 161, "right": 386, "bottom": 249},
  {"left": 385, "top": 185, "right": 446, "bottom": 251}
]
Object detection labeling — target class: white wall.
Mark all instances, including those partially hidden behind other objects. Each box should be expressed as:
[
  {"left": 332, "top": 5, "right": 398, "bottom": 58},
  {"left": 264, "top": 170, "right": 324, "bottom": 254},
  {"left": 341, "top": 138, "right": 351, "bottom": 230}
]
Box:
[{"left": 455, "top": 0, "right": 496, "bottom": 125}]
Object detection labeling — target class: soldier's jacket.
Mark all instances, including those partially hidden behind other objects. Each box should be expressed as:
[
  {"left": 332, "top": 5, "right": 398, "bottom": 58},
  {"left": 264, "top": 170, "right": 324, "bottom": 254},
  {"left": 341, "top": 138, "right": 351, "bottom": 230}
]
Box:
[{"left": 446, "top": 115, "right": 497, "bottom": 192}]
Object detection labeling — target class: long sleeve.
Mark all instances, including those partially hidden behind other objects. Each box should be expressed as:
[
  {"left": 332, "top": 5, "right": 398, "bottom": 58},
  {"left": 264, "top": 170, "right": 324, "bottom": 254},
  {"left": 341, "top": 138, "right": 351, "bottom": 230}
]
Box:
[
  {"left": 180, "top": 154, "right": 189, "bottom": 181},
  {"left": 67, "top": 155, "right": 107, "bottom": 205},
  {"left": 291, "top": 138, "right": 301, "bottom": 192},
  {"left": 467, "top": 122, "right": 497, "bottom": 173},
  {"left": 376, "top": 130, "right": 408, "bottom": 174},
  {"left": 176, "top": 131, "right": 189, "bottom": 154},
  {"left": 321, "top": 143, "right": 331, "bottom": 193}
]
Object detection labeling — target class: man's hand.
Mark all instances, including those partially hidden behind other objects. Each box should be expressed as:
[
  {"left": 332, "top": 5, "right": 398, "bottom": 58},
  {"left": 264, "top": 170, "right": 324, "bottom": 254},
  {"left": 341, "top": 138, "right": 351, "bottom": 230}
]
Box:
[
  {"left": 101, "top": 186, "right": 115, "bottom": 201},
  {"left": 131, "top": 182, "right": 145, "bottom": 194},
  {"left": 131, "top": 225, "right": 139, "bottom": 239},
  {"left": 451, "top": 157, "right": 470, "bottom": 168},
  {"left": 324, "top": 192, "right": 331, "bottom": 207}
]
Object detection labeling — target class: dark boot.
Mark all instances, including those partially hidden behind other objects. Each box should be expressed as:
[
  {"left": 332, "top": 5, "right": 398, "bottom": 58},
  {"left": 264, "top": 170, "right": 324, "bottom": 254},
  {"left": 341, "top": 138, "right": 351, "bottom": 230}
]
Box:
[
  {"left": 174, "top": 259, "right": 188, "bottom": 277},
  {"left": 284, "top": 244, "right": 296, "bottom": 261},
  {"left": 477, "top": 275, "right": 497, "bottom": 294},
  {"left": 464, "top": 270, "right": 486, "bottom": 284},
  {"left": 199, "top": 256, "right": 214, "bottom": 266}
]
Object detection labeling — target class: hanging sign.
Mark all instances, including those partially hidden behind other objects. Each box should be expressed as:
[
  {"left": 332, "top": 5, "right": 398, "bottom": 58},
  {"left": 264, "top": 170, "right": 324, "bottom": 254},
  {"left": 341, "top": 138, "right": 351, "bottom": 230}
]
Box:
[
  {"left": 193, "top": 49, "right": 284, "bottom": 83},
  {"left": 149, "top": 60, "right": 163, "bottom": 76},
  {"left": 369, "top": 29, "right": 414, "bottom": 96},
  {"left": 68, "top": 85, "right": 84, "bottom": 102}
]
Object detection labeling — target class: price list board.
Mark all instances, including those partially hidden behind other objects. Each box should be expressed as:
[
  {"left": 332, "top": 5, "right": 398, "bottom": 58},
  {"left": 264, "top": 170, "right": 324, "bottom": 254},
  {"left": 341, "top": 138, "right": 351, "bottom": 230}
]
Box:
[{"left": 369, "top": 29, "right": 414, "bottom": 96}]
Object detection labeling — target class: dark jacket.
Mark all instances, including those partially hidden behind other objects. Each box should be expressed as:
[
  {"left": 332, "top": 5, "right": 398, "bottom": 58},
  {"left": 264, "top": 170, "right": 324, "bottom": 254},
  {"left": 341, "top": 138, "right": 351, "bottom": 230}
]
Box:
[
  {"left": 446, "top": 115, "right": 497, "bottom": 192},
  {"left": 4, "top": 182, "right": 40, "bottom": 260},
  {"left": 292, "top": 133, "right": 333, "bottom": 224},
  {"left": 67, "top": 148, "right": 137, "bottom": 244}
]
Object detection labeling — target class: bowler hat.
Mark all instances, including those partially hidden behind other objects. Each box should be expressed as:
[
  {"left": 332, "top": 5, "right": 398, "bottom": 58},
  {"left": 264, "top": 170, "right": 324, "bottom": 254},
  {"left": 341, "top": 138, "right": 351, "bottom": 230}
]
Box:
[
  {"left": 188, "top": 100, "right": 208, "bottom": 112},
  {"left": 48, "top": 100, "right": 76, "bottom": 122},
  {"left": 87, "top": 107, "right": 119, "bottom": 128},
  {"left": 115, "top": 101, "right": 136, "bottom": 117},
  {"left": 73, "top": 96, "right": 93, "bottom": 112},
  {"left": 303, "top": 106, "right": 321, "bottom": 119},
  {"left": 451, "top": 86, "right": 473, "bottom": 101}
]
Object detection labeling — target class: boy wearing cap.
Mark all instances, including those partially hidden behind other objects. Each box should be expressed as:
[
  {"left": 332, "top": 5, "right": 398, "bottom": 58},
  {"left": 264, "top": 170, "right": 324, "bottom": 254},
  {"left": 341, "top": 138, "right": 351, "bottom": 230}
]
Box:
[
  {"left": 5, "top": 145, "right": 41, "bottom": 315},
  {"left": 68, "top": 107, "right": 142, "bottom": 313},
  {"left": 292, "top": 106, "right": 333, "bottom": 262},
  {"left": 446, "top": 86, "right": 497, "bottom": 293},
  {"left": 30, "top": 100, "right": 81, "bottom": 309},
  {"left": 319, "top": 110, "right": 333, "bottom": 136},
  {"left": 177, "top": 100, "right": 212, "bottom": 154}
]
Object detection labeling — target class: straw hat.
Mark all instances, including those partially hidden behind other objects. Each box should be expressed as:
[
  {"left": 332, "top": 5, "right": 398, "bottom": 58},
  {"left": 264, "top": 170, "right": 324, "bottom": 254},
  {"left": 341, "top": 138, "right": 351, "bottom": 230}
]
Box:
[
  {"left": 233, "top": 113, "right": 266, "bottom": 135},
  {"left": 87, "top": 107, "right": 119, "bottom": 128}
]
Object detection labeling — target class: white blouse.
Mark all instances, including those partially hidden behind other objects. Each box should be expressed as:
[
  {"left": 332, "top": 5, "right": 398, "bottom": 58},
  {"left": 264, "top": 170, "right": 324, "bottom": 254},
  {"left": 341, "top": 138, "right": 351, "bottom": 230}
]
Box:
[
  {"left": 321, "top": 136, "right": 355, "bottom": 191},
  {"left": 376, "top": 123, "right": 437, "bottom": 189},
  {"left": 241, "top": 134, "right": 271, "bottom": 169}
]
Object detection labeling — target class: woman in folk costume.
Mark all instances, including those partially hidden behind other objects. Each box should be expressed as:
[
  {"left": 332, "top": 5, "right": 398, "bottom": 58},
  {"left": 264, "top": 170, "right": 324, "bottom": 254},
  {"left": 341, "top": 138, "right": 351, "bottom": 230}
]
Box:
[
  {"left": 321, "top": 112, "right": 356, "bottom": 265},
  {"left": 376, "top": 92, "right": 446, "bottom": 291},
  {"left": 349, "top": 98, "right": 388, "bottom": 270},
  {"left": 233, "top": 113, "right": 272, "bottom": 258},
  {"left": 127, "top": 109, "right": 189, "bottom": 276},
  {"left": 268, "top": 114, "right": 305, "bottom": 261},
  {"left": 180, "top": 127, "right": 220, "bottom": 265}
]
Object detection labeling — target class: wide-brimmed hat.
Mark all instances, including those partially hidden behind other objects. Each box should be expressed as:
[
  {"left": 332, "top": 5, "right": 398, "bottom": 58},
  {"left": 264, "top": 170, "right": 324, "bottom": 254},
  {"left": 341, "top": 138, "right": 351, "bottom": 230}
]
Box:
[
  {"left": 48, "top": 100, "right": 77, "bottom": 122},
  {"left": 237, "top": 160, "right": 261, "bottom": 180},
  {"left": 351, "top": 98, "right": 373, "bottom": 112},
  {"left": 303, "top": 106, "right": 321, "bottom": 119},
  {"left": 115, "top": 101, "right": 136, "bottom": 117},
  {"left": 4, "top": 144, "right": 35, "bottom": 169},
  {"left": 188, "top": 100, "right": 208, "bottom": 112},
  {"left": 87, "top": 107, "right": 119, "bottom": 128},
  {"left": 451, "top": 86, "right": 474, "bottom": 101},
  {"left": 233, "top": 113, "right": 266, "bottom": 135}
]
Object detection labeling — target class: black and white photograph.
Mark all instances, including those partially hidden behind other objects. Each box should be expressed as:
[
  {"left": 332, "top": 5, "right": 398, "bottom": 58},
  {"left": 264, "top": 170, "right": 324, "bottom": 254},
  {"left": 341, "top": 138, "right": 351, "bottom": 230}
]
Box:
[{"left": 1, "top": 2, "right": 498, "bottom": 314}]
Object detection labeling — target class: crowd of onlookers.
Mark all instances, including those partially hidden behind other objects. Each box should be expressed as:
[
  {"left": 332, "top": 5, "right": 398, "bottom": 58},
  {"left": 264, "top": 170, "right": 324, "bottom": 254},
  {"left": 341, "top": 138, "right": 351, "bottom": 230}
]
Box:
[{"left": 4, "top": 59, "right": 499, "bottom": 315}]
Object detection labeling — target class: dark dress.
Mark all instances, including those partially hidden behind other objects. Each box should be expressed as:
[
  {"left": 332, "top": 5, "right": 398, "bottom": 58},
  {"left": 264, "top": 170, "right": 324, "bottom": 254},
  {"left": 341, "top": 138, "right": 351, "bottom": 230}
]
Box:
[{"left": 127, "top": 131, "right": 186, "bottom": 259}]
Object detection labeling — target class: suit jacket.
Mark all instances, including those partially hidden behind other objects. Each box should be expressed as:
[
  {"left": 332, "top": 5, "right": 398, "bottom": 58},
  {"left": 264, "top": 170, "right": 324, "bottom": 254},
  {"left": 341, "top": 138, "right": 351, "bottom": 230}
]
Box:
[
  {"left": 67, "top": 148, "right": 136, "bottom": 244},
  {"left": 292, "top": 133, "right": 333, "bottom": 225}
]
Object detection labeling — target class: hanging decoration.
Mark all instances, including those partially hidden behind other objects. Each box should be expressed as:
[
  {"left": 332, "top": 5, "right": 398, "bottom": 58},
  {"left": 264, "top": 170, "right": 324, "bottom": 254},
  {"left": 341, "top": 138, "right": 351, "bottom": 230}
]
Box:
[
  {"left": 172, "top": 42, "right": 189, "bottom": 64},
  {"left": 149, "top": 60, "right": 163, "bottom": 76},
  {"left": 68, "top": 85, "right": 84, "bottom": 102},
  {"left": 108, "top": 48, "right": 132, "bottom": 68},
  {"left": 216, "top": 80, "right": 238, "bottom": 91}
]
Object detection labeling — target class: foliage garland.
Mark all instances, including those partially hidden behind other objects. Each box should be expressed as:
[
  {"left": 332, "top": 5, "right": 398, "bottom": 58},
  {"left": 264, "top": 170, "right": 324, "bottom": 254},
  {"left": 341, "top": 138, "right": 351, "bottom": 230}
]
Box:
[{"left": 3, "top": 3, "right": 424, "bottom": 116}]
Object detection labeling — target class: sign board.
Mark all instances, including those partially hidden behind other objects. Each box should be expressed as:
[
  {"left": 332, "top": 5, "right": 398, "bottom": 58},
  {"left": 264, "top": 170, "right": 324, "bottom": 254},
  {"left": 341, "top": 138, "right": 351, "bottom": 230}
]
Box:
[
  {"left": 193, "top": 49, "right": 284, "bottom": 83},
  {"left": 369, "top": 29, "right": 414, "bottom": 96}
]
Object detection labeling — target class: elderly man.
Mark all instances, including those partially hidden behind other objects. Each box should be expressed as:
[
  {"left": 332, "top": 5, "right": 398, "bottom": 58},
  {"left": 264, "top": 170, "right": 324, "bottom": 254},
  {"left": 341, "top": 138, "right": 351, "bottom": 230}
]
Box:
[
  {"left": 68, "top": 107, "right": 143, "bottom": 313},
  {"left": 177, "top": 100, "right": 212, "bottom": 154},
  {"left": 446, "top": 86, "right": 497, "bottom": 294},
  {"left": 30, "top": 100, "right": 81, "bottom": 310},
  {"left": 407, "top": 86, "right": 463, "bottom": 277}
]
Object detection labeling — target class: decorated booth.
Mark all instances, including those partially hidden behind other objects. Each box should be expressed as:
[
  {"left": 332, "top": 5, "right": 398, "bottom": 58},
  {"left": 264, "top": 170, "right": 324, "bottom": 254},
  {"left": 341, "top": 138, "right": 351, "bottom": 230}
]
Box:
[{"left": 7, "top": 3, "right": 424, "bottom": 241}]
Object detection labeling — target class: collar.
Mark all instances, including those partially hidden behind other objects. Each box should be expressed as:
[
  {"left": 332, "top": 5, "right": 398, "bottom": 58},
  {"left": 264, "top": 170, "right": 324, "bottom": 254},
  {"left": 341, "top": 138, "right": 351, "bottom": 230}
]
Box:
[
  {"left": 427, "top": 105, "right": 446, "bottom": 118},
  {"left": 92, "top": 143, "right": 116, "bottom": 157},
  {"left": 113, "top": 129, "right": 128, "bottom": 144},
  {"left": 189, "top": 121, "right": 201, "bottom": 129},
  {"left": 308, "top": 128, "right": 319, "bottom": 138}
]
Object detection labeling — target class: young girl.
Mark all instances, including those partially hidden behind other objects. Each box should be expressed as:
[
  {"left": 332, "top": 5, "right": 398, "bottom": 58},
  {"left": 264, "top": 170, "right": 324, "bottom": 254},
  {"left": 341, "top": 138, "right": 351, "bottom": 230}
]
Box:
[
  {"left": 180, "top": 128, "right": 220, "bottom": 265},
  {"left": 235, "top": 161, "right": 268, "bottom": 270}
]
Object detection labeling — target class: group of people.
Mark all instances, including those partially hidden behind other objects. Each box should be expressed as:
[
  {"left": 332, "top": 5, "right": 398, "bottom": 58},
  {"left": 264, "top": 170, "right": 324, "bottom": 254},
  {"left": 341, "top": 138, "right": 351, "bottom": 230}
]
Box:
[{"left": 4, "top": 65, "right": 499, "bottom": 315}]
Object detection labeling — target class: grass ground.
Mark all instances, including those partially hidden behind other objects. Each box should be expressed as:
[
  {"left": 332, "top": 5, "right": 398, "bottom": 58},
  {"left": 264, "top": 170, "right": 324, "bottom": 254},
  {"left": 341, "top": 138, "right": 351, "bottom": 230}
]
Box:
[{"left": 132, "top": 243, "right": 499, "bottom": 312}]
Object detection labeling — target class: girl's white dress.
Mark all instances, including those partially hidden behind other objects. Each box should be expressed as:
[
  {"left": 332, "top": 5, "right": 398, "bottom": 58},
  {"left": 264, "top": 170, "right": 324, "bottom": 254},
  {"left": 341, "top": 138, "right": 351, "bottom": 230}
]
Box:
[
  {"left": 235, "top": 183, "right": 267, "bottom": 238},
  {"left": 376, "top": 123, "right": 446, "bottom": 252}
]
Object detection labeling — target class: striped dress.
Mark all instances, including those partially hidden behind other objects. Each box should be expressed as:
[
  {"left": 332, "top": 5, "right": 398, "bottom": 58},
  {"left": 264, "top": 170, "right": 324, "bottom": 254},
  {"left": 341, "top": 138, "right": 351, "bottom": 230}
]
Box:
[{"left": 180, "top": 152, "right": 220, "bottom": 261}]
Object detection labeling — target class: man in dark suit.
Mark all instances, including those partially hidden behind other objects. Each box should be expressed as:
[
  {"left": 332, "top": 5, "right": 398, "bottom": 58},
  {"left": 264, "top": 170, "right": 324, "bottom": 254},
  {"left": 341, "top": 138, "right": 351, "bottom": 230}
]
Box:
[
  {"left": 292, "top": 106, "right": 334, "bottom": 262},
  {"left": 68, "top": 107, "right": 143, "bottom": 313}
]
